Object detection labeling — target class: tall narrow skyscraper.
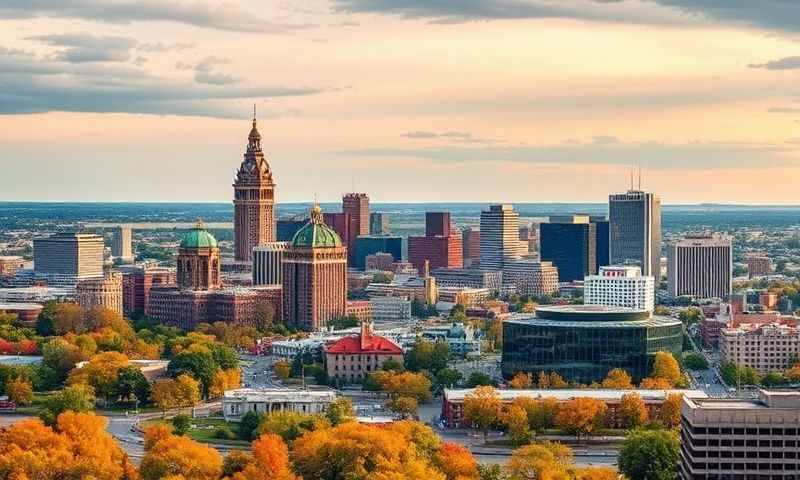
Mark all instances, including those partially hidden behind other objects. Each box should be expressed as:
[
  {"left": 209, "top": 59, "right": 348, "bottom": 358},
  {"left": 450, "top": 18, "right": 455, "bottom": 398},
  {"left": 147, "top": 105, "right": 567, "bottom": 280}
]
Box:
[
  {"left": 111, "top": 226, "right": 133, "bottom": 263},
  {"left": 479, "top": 204, "right": 520, "bottom": 271},
  {"left": 667, "top": 233, "right": 732, "bottom": 300},
  {"left": 609, "top": 190, "right": 661, "bottom": 278},
  {"left": 233, "top": 113, "right": 276, "bottom": 262}
]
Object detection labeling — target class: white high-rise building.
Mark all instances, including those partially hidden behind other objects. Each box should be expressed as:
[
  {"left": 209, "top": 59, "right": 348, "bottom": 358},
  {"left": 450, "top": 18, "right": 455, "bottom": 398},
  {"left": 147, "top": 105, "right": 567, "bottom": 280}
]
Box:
[
  {"left": 584, "top": 265, "right": 654, "bottom": 312},
  {"left": 111, "top": 226, "right": 133, "bottom": 263},
  {"left": 252, "top": 241, "right": 289, "bottom": 286},
  {"left": 502, "top": 260, "right": 559, "bottom": 297},
  {"left": 667, "top": 233, "right": 732, "bottom": 300},
  {"left": 479, "top": 204, "right": 520, "bottom": 271}
]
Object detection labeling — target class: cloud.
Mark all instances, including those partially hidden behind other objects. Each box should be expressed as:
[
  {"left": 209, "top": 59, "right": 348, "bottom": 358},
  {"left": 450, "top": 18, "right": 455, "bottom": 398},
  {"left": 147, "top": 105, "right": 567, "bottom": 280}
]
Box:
[
  {"left": 332, "top": 0, "right": 800, "bottom": 34},
  {"left": 184, "top": 56, "right": 241, "bottom": 85},
  {"left": 28, "top": 33, "right": 138, "bottom": 63},
  {"left": 749, "top": 56, "right": 800, "bottom": 70},
  {"left": 0, "top": 0, "right": 315, "bottom": 33},
  {"left": 592, "top": 135, "right": 619, "bottom": 144},
  {"left": 334, "top": 139, "right": 796, "bottom": 170},
  {"left": 768, "top": 107, "right": 800, "bottom": 113},
  {"left": 0, "top": 47, "right": 323, "bottom": 117},
  {"left": 138, "top": 42, "right": 195, "bottom": 53},
  {"left": 401, "top": 130, "right": 499, "bottom": 143}
]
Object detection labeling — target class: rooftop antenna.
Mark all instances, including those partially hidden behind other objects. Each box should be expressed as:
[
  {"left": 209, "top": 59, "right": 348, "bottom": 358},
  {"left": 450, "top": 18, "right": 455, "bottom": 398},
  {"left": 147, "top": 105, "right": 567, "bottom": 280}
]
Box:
[
  {"left": 253, "top": 103, "right": 256, "bottom": 121},
  {"left": 629, "top": 169, "right": 634, "bottom": 191},
  {"left": 638, "top": 162, "right": 642, "bottom": 190}
]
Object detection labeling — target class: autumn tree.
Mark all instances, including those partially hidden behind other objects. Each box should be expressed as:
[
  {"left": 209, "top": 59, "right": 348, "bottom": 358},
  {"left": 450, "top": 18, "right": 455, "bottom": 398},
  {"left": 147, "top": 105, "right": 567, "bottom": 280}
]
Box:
[
  {"left": 651, "top": 351, "right": 682, "bottom": 387},
  {"left": 536, "top": 371, "right": 550, "bottom": 389},
  {"left": 506, "top": 441, "right": 573, "bottom": 480},
  {"left": 68, "top": 351, "right": 129, "bottom": 405},
  {"left": 378, "top": 370, "right": 432, "bottom": 402},
  {"left": 601, "top": 368, "right": 634, "bottom": 389},
  {"left": 258, "top": 411, "right": 329, "bottom": 442},
  {"left": 657, "top": 393, "right": 683, "bottom": 429},
  {"left": 274, "top": 360, "right": 291, "bottom": 380},
  {"left": 501, "top": 404, "right": 531, "bottom": 445},
  {"left": 209, "top": 368, "right": 242, "bottom": 398},
  {"left": 509, "top": 372, "right": 533, "bottom": 389},
  {"left": 232, "top": 433, "right": 298, "bottom": 480},
  {"left": 618, "top": 392, "right": 648, "bottom": 429},
  {"left": 639, "top": 377, "right": 673, "bottom": 390},
  {"left": 574, "top": 466, "right": 619, "bottom": 480},
  {"left": 554, "top": 397, "right": 607, "bottom": 440},
  {"left": 549, "top": 372, "right": 568, "bottom": 389},
  {"left": 174, "top": 373, "right": 201, "bottom": 413},
  {"left": 140, "top": 430, "right": 223, "bottom": 480},
  {"left": 6, "top": 377, "right": 33, "bottom": 406},
  {"left": 463, "top": 386, "right": 501, "bottom": 442},
  {"left": 433, "top": 442, "right": 480, "bottom": 480},
  {"left": 40, "top": 383, "right": 96, "bottom": 425},
  {"left": 388, "top": 395, "right": 419, "bottom": 418},
  {"left": 151, "top": 378, "right": 179, "bottom": 417},
  {"left": 326, "top": 397, "right": 355, "bottom": 426}
]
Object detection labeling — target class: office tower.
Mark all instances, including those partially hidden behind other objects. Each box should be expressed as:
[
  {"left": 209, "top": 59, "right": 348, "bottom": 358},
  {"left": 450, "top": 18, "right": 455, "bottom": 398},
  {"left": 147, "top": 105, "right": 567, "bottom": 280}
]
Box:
[
  {"left": 519, "top": 223, "right": 538, "bottom": 255},
  {"left": 233, "top": 113, "right": 276, "bottom": 262},
  {"left": 590, "top": 216, "right": 609, "bottom": 268},
  {"left": 462, "top": 227, "right": 481, "bottom": 267},
  {"left": 343, "top": 193, "right": 370, "bottom": 236},
  {"left": 609, "top": 190, "right": 661, "bottom": 277},
  {"left": 369, "top": 212, "right": 390, "bottom": 235},
  {"left": 584, "top": 265, "right": 654, "bottom": 312},
  {"left": 33, "top": 232, "right": 104, "bottom": 281},
  {"left": 354, "top": 235, "right": 402, "bottom": 270},
  {"left": 77, "top": 272, "right": 123, "bottom": 314},
  {"left": 119, "top": 265, "right": 176, "bottom": 315},
  {"left": 432, "top": 268, "right": 503, "bottom": 292},
  {"left": 744, "top": 253, "right": 773, "bottom": 278},
  {"left": 277, "top": 218, "right": 307, "bottom": 242},
  {"left": 282, "top": 206, "right": 347, "bottom": 330},
  {"left": 111, "top": 226, "right": 133, "bottom": 263},
  {"left": 479, "top": 204, "right": 520, "bottom": 271},
  {"left": 680, "top": 391, "right": 800, "bottom": 480},
  {"left": 502, "top": 259, "right": 559, "bottom": 297},
  {"left": 177, "top": 222, "right": 221, "bottom": 291},
  {"left": 667, "top": 233, "right": 732, "bottom": 299},
  {"left": 408, "top": 212, "right": 463, "bottom": 272},
  {"left": 252, "top": 241, "right": 290, "bottom": 286},
  {"left": 539, "top": 215, "right": 597, "bottom": 282}
]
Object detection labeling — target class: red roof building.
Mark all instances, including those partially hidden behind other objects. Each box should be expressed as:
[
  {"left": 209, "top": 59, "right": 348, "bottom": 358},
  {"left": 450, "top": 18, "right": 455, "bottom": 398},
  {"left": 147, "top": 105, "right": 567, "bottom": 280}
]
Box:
[{"left": 324, "top": 321, "right": 403, "bottom": 383}]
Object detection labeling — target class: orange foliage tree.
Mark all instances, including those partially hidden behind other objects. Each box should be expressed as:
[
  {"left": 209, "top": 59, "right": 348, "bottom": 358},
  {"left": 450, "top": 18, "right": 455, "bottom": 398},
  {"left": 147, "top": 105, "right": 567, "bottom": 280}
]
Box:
[
  {"left": 463, "top": 386, "right": 501, "bottom": 442},
  {"left": 657, "top": 393, "right": 683, "bottom": 428},
  {"left": 433, "top": 442, "right": 480, "bottom": 480},
  {"left": 601, "top": 368, "right": 634, "bottom": 389},
  {"left": 506, "top": 441, "right": 573, "bottom": 480},
  {"left": 140, "top": 428, "right": 223, "bottom": 480},
  {"left": 232, "top": 433, "right": 298, "bottom": 480},
  {"left": 554, "top": 397, "right": 608, "bottom": 439},
  {"left": 509, "top": 372, "right": 533, "bottom": 389},
  {"left": 618, "top": 392, "right": 648, "bottom": 428}
]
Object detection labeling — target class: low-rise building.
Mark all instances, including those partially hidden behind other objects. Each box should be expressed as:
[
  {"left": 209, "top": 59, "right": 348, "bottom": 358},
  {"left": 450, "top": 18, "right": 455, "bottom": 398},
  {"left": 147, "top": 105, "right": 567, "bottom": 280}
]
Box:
[
  {"left": 0, "top": 257, "right": 25, "bottom": 276},
  {"left": 222, "top": 388, "right": 336, "bottom": 422},
  {"left": 421, "top": 323, "right": 480, "bottom": 356},
  {"left": 324, "top": 322, "right": 403, "bottom": 382},
  {"left": 76, "top": 272, "right": 123, "bottom": 314},
  {"left": 720, "top": 322, "right": 800, "bottom": 374},
  {"left": 680, "top": 390, "right": 800, "bottom": 480},
  {"left": 432, "top": 267, "right": 503, "bottom": 292},
  {"left": 437, "top": 287, "right": 490, "bottom": 307},
  {"left": 370, "top": 296, "right": 411, "bottom": 323},
  {"left": 502, "top": 260, "right": 559, "bottom": 297},
  {"left": 345, "top": 300, "right": 372, "bottom": 323},
  {"left": 0, "top": 303, "right": 43, "bottom": 327},
  {"left": 443, "top": 388, "right": 706, "bottom": 428}
]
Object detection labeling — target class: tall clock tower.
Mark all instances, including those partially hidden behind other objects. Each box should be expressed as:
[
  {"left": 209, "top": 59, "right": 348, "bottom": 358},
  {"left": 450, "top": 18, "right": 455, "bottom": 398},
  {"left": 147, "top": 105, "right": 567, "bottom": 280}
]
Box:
[{"left": 233, "top": 112, "right": 276, "bottom": 262}]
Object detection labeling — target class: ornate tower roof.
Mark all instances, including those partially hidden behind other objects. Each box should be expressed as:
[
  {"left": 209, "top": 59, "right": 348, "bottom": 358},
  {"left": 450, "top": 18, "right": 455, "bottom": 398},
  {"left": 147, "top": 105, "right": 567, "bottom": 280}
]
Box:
[
  {"left": 235, "top": 108, "right": 274, "bottom": 185},
  {"left": 292, "top": 205, "right": 343, "bottom": 248},
  {"left": 180, "top": 219, "right": 218, "bottom": 249}
]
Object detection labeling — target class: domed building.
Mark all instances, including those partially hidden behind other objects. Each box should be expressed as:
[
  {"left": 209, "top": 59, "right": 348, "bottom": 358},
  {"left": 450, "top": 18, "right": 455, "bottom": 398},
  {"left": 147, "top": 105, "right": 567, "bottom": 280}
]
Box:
[
  {"left": 282, "top": 205, "right": 347, "bottom": 330},
  {"left": 233, "top": 112, "right": 276, "bottom": 263},
  {"left": 177, "top": 220, "right": 221, "bottom": 291}
]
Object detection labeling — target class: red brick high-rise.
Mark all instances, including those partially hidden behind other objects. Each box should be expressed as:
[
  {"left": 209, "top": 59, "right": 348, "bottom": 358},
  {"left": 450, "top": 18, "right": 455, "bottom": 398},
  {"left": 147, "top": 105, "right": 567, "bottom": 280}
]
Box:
[
  {"left": 283, "top": 206, "right": 348, "bottom": 331},
  {"left": 408, "top": 212, "right": 463, "bottom": 272},
  {"left": 324, "top": 193, "right": 369, "bottom": 265},
  {"left": 234, "top": 112, "right": 276, "bottom": 262}
]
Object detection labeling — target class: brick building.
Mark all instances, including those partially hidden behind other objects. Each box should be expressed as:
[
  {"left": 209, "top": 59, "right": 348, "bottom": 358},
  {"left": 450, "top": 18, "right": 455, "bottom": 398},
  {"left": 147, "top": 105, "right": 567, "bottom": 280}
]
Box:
[
  {"left": 76, "top": 272, "right": 123, "bottom": 315},
  {"left": 324, "top": 321, "right": 403, "bottom": 382},
  {"left": 345, "top": 300, "right": 372, "bottom": 323},
  {"left": 120, "top": 266, "right": 176, "bottom": 315},
  {"left": 408, "top": 212, "right": 463, "bottom": 272}
]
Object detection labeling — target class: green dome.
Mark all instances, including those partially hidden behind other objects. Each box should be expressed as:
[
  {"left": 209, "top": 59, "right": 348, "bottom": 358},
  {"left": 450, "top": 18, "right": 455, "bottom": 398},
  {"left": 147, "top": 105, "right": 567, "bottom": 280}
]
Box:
[
  {"left": 292, "top": 206, "right": 342, "bottom": 248},
  {"left": 181, "top": 222, "right": 218, "bottom": 249}
]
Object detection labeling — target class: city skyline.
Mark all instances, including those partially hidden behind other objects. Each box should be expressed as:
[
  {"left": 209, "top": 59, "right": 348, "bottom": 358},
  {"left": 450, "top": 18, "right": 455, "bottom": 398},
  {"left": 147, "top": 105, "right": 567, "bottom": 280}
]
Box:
[{"left": 2, "top": 1, "right": 800, "bottom": 203}]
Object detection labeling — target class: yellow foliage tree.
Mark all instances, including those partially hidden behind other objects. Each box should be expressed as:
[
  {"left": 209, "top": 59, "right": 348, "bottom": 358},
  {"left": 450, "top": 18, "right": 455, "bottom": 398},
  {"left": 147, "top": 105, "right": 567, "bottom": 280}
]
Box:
[
  {"left": 554, "top": 397, "right": 608, "bottom": 439},
  {"left": 140, "top": 430, "right": 223, "bottom": 480},
  {"left": 379, "top": 371, "right": 432, "bottom": 402},
  {"left": 657, "top": 393, "right": 683, "bottom": 429},
  {"left": 433, "top": 442, "right": 480, "bottom": 480},
  {"left": 6, "top": 377, "right": 33, "bottom": 406},
  {"left": 463, "top": 386, "right": 501, "bottom": 442},
  {"left": 209, "top": 368, "right": 242, "bottom": 398},
  {"left": 506, "top": 441, "right": 573, "bottom": 480},
  {"left": 549, "top": 372, "right": 568, "bottom": 389},
  {"left": 536, "top": 371, "right": 550, "bottom": 389},
  {"left": 274, "top": 361, "right": 291, "bottom": 380},
  {"left": 232, "top": 433, "right": 298, "bottom": 480},
  {"left": 574, "top": 466, "right": 619, "bottom": 480},
  {"left": 509, "top": 372, "right": 533, "bottom": 389},
  {"left": 618, "top": 392, "right": 648, "bottom": 428},
  {"left": 68, "top": 351, "right": 129, "bottom": 404},
  {"left": 639, "top": 377, "right": 673, "bottom": 390},
  {"left": 651, "top": 351, "right": 682, "bottom": 387},
  {"left": 601, "top": 368, "right": 634, "bottom": 389},
  {"left": 501, "top": 404, "right": 531, "bottom": 445}
]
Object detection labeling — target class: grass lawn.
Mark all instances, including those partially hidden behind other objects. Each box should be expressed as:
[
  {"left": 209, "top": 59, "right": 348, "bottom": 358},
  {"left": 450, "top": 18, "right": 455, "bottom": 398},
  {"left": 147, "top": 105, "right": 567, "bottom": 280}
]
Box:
[{"left": 143, "top": 416, "right": 250, "bottom": 447}]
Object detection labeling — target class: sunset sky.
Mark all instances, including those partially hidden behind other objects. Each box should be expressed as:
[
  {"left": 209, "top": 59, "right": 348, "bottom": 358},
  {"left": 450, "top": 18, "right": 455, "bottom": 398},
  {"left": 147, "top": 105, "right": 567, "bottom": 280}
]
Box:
[{"left": 2, "top": 1, "right": 800, "bottom": 204}]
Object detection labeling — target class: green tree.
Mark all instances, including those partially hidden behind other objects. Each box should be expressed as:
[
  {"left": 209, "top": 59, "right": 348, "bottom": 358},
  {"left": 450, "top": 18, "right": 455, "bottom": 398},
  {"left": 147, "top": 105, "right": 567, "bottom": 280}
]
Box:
[
  {"left": 238, "top": 411, "right": 262, "bottom": 441},
  {"left": 172, "top": 413, "right": 191, "bottom": 435},
  {"left": 430, "top": 342, "right": 451, "bottom": 372},
  {"left": 435, "top": 368, "right": 462, "bottom": 388},
  {"left": 682, "top": 353, "right": 709, "bottom": 370},
  {"left": 210, "top": 343, "right": 239, "bottom": 370},
  {"left": 167, "top": 350, "right": 217, "bottom": 397},
  {"left": 326, "top": 397, "right": 355, "bottom": 426},
  {"left": 618, "top": 429, "right": 680, "bottom": 480},
  {"left": 40, "top": 383, "right": 96, "bottom": 425},
  {"left": 466, "top": 371, "right": 495, "bottom": 387},
  {"left": 381, "top": 358, "right": 405, "bottom": 372},
  {"left": 115, "top": 365, "right": 151, "bottom": 404},
  {"left": 405, "top": 338, "right": 435, "bottom": 372},
  {"left": 35, "top": 301, "right": 59, "bottom": 336}
]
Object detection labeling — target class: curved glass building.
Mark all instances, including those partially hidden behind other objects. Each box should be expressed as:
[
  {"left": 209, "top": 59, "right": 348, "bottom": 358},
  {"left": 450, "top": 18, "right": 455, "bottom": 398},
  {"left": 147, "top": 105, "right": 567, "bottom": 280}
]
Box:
[{"left": 501, "top": 305, "right": 683, "bottom": 384}]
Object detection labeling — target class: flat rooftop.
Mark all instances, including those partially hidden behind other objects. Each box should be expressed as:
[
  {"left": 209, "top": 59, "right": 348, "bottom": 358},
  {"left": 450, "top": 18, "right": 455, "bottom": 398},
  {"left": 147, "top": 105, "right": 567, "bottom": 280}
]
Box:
[{"left": 444, "top": 388, "right": 706, "bottom": 402}]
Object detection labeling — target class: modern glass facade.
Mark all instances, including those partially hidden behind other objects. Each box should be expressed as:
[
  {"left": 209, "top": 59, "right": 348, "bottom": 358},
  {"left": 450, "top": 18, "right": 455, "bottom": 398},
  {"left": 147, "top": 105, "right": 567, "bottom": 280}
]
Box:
[
  {"left": 540, "top": 221, "right": 596, "bottom": 282},
  {"left": 354, "top": 235, "right": 402, "bottom": 270},
  {"left": 501, "top": 306, "right": 682, "bottom": 384}
]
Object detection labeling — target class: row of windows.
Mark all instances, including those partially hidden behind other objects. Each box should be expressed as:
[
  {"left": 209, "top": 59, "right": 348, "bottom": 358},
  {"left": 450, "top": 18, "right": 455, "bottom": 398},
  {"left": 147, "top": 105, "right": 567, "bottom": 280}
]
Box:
[{"left": 687, "top": 425, "right": 800, "bottom": 436}]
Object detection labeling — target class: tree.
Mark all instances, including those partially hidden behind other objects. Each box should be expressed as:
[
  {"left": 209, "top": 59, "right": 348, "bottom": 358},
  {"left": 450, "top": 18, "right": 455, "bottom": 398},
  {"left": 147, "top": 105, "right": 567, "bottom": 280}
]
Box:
[
  {"left": 174, "top": 373, "right": 201, "bottom": 413},
  {"left": 405, "top": 338, "right": 436, "bottom": 372},
  {"left": 657, "top": 393, "right": 682, "bottom": 429},
  {"left": 140, "top": 430, "right": 224, "bottom": 480},
  {"left": 388, "top": 395, "right": 419, "bottom": 418},
  {"left": 326, "top": 397, "right": 355, "bottom": 426},
  {"left": 574, "top": 467, "right": 618, "bottom": 480},
  {"left": 435, "top": 368, "right": 462, "bottom": 388},
  {"left": 786, "top": 362, "right": 800, "bottom": 382},
  {"left": 466, "top": 371, "right": 494, "bottom": 387},
  {"left": 682, "top": 352, "right": 709, "bottom": 370},
  {"left": 115, "top": 365, "right": 151, "bottom": 404},
  {"left": 554, "top": 397, "right": 607, "bottom": 439},
  {"left": 151, "top": 378, "right": 179, "bottom": 417},
  {"left": 68, "top": 351, "right": 129, "bottom": 405},
  {"left": 172, "top": 413, "right": 192, "bottom": 435},
  {"left": 501, "top": 404, "right": 531, "bottom": 445},
  {"left": 477, "top": 464, "right": 506, "bottom": 480},
  {"left": 233, "top": 433, "right": 299, "bottom": 480},
  {"left": 463, "top": 386, "right": 501, "bottom": 442},
  {"left": 618, "top": 393, "right": 648, "bottom": 429},
  {"left": 639, "top": 377, "right": 673, "bottom": 390},
  {"left": 168, "top": 350, "right": 217, "bottom": 397},
  {"left": 651, "top": 351, "right": 681, "bottom": 387},
  {"left": 601, "top": 368, "right": 634, "bottom": 389},
  {"left": 378, "top": 371, "right": 432, "bottom": 402},
  {"left": 381, "top": 358, "right": 405, "bottom": 372},
  {"left": 239, "top": 411, "right": 263, "bottom": 441},
  {"left": 224, "top": 451, "right": 254, "bottom": 478},
  {"left": 434, "top": 442, "right": 480, "bottom": 480},
  {"left": 618, "top": 429, "right": 680, "bottom": 480},
  {"left": 536, "top": 371, "right": 550, "bottom": 389},
  {"left": 548, "top": 372, "right": 568, "bottom": 389},
  {"left": 40, "top": 383, "right": 96, "bottom": 425},
  {"left": 258, "top": 411, "right": 329, "bottom": 443},
  {"left": 653, "top": 305, "right": 671, "bottom": 316},
  {"left": 6, "top": 377, "right": 33, "bottom": 406},
  {"left": 513, "top": 396, "right": 560, "bottom": 435},
  {"left": 274, "top": 360, "right": 291, "bottom": 380},
  {"left": 506, "top": 442, "right": 573, "bottom": 480},
  {"left": 509, "top": 372, "right": 533, "bottom": 389},
  {"left": 209, "top": 368, "right": 242, "bottom": 398},
  {"left": 431, "top": 341, "right": 452, "bottom": 372}
]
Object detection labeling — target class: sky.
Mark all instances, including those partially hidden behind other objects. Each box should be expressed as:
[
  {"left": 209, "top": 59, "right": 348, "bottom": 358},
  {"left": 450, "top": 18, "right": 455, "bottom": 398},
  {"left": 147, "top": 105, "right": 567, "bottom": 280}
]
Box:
[{"left": 1, "top": 0, "right": 800, "bottom": 204}]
